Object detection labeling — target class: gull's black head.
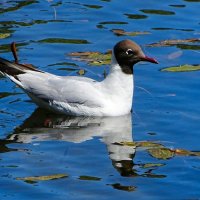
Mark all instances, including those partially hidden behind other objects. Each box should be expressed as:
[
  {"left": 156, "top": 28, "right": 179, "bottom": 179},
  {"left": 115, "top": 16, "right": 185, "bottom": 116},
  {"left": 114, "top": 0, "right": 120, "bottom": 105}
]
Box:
[{"left": 113, "top": 39, "right": 158, "bottom": 74}]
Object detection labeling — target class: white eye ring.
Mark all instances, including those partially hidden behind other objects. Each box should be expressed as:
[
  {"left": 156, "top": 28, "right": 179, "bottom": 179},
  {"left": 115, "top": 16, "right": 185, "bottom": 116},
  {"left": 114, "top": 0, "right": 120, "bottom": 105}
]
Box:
[{"left": 126, "top": 49, "right": 134, "bottom": 55}]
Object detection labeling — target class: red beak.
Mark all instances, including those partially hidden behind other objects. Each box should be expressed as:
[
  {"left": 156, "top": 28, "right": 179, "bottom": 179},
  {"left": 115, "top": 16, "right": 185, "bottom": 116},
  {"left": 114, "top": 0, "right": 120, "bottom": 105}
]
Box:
[{"left": 142, "top": 56, "right": 158, "bottom": 64}]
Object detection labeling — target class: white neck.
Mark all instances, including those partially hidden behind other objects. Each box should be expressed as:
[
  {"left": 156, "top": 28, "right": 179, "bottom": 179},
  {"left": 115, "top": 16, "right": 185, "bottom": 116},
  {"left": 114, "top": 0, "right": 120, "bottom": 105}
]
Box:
[
  {"left": 103, "top": 53, "right": 134, "bottom": 88},
  {"left": 101, "top": 53, "right": 134, "bottom": 115}
]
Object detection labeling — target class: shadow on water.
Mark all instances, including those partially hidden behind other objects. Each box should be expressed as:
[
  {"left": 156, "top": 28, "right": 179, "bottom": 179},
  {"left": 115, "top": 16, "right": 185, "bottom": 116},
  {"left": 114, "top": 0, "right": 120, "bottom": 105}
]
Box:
[{"left": 2, "top": 108, "right": 166, "bottom": 180}]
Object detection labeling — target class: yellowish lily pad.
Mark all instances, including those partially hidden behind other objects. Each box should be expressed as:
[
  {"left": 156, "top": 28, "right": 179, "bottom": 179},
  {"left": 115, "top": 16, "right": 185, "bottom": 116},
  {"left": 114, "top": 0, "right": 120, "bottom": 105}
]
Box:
[
  {"left": 136, "top": 141, "right": 164, "bottom": 148},
  {"left": 77, "top": 69, "right": 85, "bottom": 76},
  {"left": 147, "top": 38, "right": 200, "bottom": 47},
  {"left": 112, "top": 29, "right": 150, "bottom": 36},
  {"left": 79, "top": 175, "right": 101, "bottom": 181},
  {"left": 109, "top": 183, "right": 136, "bottom": 192},
  {"left": 68, "top": 51, "right": 111, "bottom": 66},
  {"left": 0, "top": 33, "right": 10, "bottom": 39},
  {"left": 16, "top": 174, "right": 68, "bottom": 183},
  {"left": 173, "top": 149, "right": 200, "bottom": 156},
  {"left": 143, "top": 163, "right": 165, "bottom": 168},
  {"left": 115, "top": 140, "right": 200, "bottom": 160},
  {"left": 148, "top": 148, "right": 174, "bottom": 160},
  {"left": 161, "top": 64, "right": 200, "bottom": 72}
]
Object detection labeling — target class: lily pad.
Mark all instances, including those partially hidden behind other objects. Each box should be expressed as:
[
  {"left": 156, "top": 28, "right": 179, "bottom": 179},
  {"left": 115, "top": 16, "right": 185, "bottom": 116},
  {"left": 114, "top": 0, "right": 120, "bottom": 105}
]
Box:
[
  {"left": 38, "top": 38, "right": 90, "bottom": 44},
  {"left": 0, "top": 33, "right": 10, "bottom": 39},
  {"left": 77, "top": 69, "right": 85, "bottom": 76},
  {"left": 173, "top": 149, "right": 200, "bottom": 156},
  {"left": 79, "top": 175, "right": 101, "bottom": 181},
  {"left": 16, "top": 174, "right": 68, "bottom": 183},
  {"left": 140, "top": 9, "right": 175, "bottom": 15},
  {"left": 161, "top": 64, "right": 200, "bottom": 72},
  {"left": 48, "top": 62, "right": 78, "bottom": 67},
  {"left": 83, "top": 4, "right": 103, "bottom": 9},
  {"left": 124, "top": 13, "right": 148, "bottom": 19},
  {"left": 148, "top": 148, "right": 174, "bottom": 160},
  {"left": 109, "top": 183, "right": 136, "bottom": 192},
  {"left": 68, "top": 51, "right": 111, "bottom": 66},
  {"left": 143, "top": 163, "right": 165, "bottom": 168},
  {"left": 115, "top": 141, "right": 137, "bottom": 146},
  {"left": 147, "top": 38, "right": 200, "bottom": 47},
  {"left": 136, "top": 141, "right": 164, "bottom": 148},
  {"left": 112, "top": 29, "right": 150, "bottom": 36}
]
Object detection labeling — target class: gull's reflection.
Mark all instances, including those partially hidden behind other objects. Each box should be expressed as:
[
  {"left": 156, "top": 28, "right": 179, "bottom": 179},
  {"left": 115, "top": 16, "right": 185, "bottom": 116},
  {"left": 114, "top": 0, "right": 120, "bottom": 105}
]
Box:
[{"left": 8, "top": 109, "right": 136, "bottom": 176}]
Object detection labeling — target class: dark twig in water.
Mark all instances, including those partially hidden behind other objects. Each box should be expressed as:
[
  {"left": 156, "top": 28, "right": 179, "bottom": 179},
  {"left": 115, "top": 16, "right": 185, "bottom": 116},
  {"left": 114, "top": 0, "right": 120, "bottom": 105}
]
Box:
[{"left": 11, "top": 42, "right": 19, "bottom": 64}]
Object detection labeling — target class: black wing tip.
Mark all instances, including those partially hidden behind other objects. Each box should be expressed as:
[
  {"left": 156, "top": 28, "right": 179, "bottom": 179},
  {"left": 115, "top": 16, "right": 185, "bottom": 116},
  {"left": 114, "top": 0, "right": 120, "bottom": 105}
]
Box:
[{"left": 0, "top": 57, "right": 25, "bottom": 76}]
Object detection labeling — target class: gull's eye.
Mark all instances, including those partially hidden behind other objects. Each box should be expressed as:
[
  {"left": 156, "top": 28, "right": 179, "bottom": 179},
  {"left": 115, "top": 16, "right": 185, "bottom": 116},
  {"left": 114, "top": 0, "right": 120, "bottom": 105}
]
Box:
[{"left": 126, "top": 49, "right": 134, "bottom": 55}]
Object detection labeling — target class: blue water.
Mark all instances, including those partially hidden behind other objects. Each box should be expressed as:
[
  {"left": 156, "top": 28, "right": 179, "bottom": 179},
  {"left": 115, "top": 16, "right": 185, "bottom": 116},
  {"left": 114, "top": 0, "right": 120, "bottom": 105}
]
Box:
[{"left": 0, "top": 0, "right": 200, "bottom": 199}]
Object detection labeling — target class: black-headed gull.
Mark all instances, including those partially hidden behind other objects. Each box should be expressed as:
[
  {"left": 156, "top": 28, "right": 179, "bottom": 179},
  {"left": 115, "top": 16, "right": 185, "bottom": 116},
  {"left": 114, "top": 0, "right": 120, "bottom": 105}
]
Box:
[{"left": 0, "top": 40, "right": 158, "bottom": 116}]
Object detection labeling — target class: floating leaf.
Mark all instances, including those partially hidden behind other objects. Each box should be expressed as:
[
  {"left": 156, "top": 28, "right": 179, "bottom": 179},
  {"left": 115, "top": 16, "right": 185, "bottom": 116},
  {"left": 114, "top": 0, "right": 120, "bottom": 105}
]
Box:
[
  {"left": 143, "top": 163, "right": 165, "bottom": 168},
  {"left": 148, "top": 148, "right": 174, "bottom": 160},
  {"left": 136, "top": 141, "right": 164, "bottom": 148},
  {"left": 176, "top": 44, "right": 200, "bottom": 50},
  {"left": 124, "top": 14, "right": 148, "bottom": 19},
  {"left": 140, "top": 9, "right": 175, "bottom": 15},
  {"left": 48, "top": 62, "right": 78, "bottom": 67},
  {"left": 147, "top": 38, "right": 200, "bottom": 47},
  {"left": 58, "top": 68, "right": 77, "bottom": 71},
  {"left": 152, "top": 27, "right": 193, "bottom": 32},
  {"left": 38, "top": 38, "right": 90, "bottom": 44},
  {"left": 115, "top": 141, "right": 137, "bottom": 146},
  {"left": 169, "top": 4, "right": 186, "bottom": 8},
  {"left": 109, "top": 183, "right": 136, "bottom": 192},
  {"left": 98, "top": 21, "right": 128, "bottom": 25},
  {"left": 161, "top": 64, "right": 200, "bottom": 72},
  {"left": 0, "top": 33, "right": 10, "bottom": 39},
  {"left": 173, "top": 149, "right": 200, "bottom": 156},
  {"left": 112, "top": 29, "right": 150, "bottom": 36},
  {"left": 68, "top": 51, "right": 111, "bottom": 66},
  {"left": 16, "top": 174, "right": 68, "bottom": 183},
  {"left": 79, "top": 175, "right": 101, "bottom": 181},
  {"left": 77, "top": 69, "right": 85, "bottom": 76},
  {"left": 83, "top": 4, "right": 103, "bottom": 9},
  {"left": 143, "top": 173, "right": 166, "bottom": 178}
]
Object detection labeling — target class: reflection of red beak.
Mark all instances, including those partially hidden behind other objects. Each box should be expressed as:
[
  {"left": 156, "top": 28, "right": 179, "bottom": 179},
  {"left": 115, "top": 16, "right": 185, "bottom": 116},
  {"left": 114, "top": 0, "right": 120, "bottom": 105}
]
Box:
[{"left": 142, "top": 56, "right": 158, "bottom": 64}]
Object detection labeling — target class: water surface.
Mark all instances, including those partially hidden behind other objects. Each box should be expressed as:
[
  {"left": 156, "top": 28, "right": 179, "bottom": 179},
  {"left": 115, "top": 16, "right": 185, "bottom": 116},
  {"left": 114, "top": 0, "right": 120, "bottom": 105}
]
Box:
[{"left": 0, "top": 0, "right": 200, "bottom": 199}]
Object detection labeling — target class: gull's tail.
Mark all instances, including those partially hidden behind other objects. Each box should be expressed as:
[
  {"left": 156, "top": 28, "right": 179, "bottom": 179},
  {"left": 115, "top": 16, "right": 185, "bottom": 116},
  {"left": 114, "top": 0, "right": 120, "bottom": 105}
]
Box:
[
  {"left": 0, "top": 57, "right": 39, "bottom": 76},
  {"left": 0, "top": 42, "right": 42, "bottom": 87}
]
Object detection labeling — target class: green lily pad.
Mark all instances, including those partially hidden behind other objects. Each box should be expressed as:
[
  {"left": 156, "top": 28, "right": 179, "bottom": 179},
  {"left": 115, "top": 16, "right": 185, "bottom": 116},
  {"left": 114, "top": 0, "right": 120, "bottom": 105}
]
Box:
[
  {"left": 0, "top": 33, "right": 10, "bottom": 39},
  {"left": 116, "top": 141, "right": 137, "bottom": 146},
  {"left": 79, "top": 175, "right": 101, "bottom": 181},
  {"left": 38, "top": 38, "right": 90, "bottom": 44},
  {"left": 147, "top": 38, "right": 200, "bottom": 47},
  {"left": 174, "top": 149, "right": 200, "bottom": 156},
  {"left": 84, "top": 4, "right": 103, "bottom": 9},
  {"left": 143, "top": 163, "right": 165, "bottom": 168},
  {"left": 136, "top": 141, "right": 164, "bottom": 148},
  {"left": 77, "top": 69, "right": 85, "bottom": 76},
  {"left": 148, "top": 148, "right": 174, "bottom": 160},
  {"left": 109, "top": 183, "right": 136, "bottom": 192},
  {"left": 68, "top": 51, "right": 111, "bottom": 66},
  {"left": 124, "top": 13, "right": 148, "bottom": 19},
  {"left": 112, "top": 29, "right": 150, "bottom": 36},
  {"left": 161, "top": 64, "right": 200, "bottom": 72},
  {"left": 16, "top": 174, "right": 68, "bottom": 183},
  {"left": 48, "top": 62, "right": 78, "bottom": 67},
  {"left": 140, "top": 9, "right": 175, "bottom": 15}
]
